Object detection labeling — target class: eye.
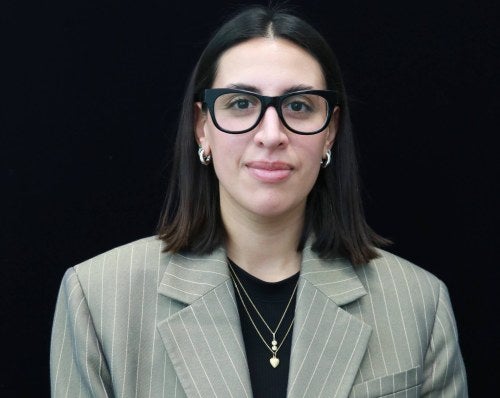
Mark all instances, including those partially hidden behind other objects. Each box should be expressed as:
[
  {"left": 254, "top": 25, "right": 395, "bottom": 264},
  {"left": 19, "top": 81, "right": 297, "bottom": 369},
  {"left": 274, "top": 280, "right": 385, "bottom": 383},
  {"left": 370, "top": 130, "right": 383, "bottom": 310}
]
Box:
[
  {"left": 221, "top": 94, "right": 259, "bottom": 111},
  {"left": 283, "top": 98, "right": 314, "bottom": 114},
  {"left": 287, "top": 101, "right": 311, "bottom": 112},
  {"left": 231, "top": 98, "right": 251, "bottom": 109}
]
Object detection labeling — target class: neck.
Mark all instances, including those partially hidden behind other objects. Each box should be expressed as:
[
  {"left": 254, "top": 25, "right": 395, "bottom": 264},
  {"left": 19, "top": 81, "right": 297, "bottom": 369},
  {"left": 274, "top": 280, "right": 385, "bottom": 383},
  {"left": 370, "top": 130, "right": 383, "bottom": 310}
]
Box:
[{"left": 222, "top": 205, "right": 304, "bottom": 283}]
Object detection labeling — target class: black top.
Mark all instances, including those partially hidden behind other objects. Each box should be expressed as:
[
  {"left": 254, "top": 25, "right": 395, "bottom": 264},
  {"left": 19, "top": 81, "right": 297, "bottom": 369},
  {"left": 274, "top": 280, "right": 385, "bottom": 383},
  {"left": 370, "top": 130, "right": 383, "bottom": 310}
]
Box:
[{"left": 228, "top": 259, "right": 299, "bottom": 398}]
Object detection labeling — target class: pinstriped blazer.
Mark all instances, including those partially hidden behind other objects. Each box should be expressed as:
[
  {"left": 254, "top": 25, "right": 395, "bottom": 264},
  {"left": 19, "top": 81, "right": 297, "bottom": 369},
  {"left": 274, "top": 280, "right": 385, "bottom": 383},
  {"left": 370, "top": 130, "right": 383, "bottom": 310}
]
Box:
[{"left": 50, "top": 236, "right": 467, "bottom": 397}]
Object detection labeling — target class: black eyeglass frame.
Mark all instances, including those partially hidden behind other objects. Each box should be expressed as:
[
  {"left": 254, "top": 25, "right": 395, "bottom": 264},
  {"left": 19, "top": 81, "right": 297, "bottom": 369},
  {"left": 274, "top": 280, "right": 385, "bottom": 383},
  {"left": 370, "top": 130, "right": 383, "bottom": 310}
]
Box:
[{"left": 202, "top": 88, "right": 339, "bottom": 135}]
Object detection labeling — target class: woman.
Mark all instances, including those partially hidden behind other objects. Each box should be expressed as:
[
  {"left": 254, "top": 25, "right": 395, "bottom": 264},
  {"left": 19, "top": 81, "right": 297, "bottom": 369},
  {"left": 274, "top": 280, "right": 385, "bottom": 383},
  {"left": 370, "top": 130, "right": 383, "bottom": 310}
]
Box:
[{"left": 50, "top": 5, "right": 467, "bottom": 397}]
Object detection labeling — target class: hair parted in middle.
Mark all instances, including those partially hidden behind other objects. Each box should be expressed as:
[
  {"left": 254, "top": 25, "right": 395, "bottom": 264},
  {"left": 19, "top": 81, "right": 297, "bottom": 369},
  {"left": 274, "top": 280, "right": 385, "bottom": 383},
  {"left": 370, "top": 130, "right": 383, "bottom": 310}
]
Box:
[{"left": 157, "top": 4, "right": 389, "bottom": 265}]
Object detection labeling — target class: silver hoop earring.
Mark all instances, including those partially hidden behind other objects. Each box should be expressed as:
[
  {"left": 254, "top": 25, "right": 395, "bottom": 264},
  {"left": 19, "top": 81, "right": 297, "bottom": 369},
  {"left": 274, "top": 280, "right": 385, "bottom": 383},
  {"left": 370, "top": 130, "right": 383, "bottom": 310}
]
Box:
[
  {"left": 321, "top": 150, "right": 332, "bottom": 168},
  {"left": 198, "top": 147, "right": 212, "bottom": 165}
]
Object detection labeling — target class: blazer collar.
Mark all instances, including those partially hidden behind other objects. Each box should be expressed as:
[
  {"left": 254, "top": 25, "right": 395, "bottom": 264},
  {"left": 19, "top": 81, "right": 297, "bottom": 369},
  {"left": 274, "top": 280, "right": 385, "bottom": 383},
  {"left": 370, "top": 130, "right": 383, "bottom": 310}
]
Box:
[
  {"left": 157, "top": 245, "right": 371, "bottom": 398},
  {"left": 299, "top": 243, "right": 368, "bottom": 306},
  {"left": 158, "top": 243, "right": 368, "bottom": 307},
  {"left": 157, "top": 246, "right": 230, "bottom": 304}
]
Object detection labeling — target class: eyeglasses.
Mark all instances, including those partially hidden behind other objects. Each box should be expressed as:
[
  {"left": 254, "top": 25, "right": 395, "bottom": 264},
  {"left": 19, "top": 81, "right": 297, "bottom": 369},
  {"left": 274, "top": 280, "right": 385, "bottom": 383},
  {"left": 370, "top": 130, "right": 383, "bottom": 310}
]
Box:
[{"left": 202, "top": 88, "right": 338, "bottom": 135}]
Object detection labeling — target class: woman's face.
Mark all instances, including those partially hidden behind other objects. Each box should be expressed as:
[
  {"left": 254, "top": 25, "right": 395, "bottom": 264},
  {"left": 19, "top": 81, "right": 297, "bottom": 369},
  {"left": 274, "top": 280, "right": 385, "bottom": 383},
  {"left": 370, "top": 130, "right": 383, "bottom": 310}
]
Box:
[{"left": 195, "top": 37, "right": 338, "bottom": 222}]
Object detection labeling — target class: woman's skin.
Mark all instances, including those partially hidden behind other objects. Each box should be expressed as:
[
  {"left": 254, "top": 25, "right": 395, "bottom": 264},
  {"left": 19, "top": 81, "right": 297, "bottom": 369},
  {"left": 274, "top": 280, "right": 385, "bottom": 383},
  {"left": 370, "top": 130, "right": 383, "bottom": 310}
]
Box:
[{"left": 196, "top": 37, "right": 339, "bottom": 282}]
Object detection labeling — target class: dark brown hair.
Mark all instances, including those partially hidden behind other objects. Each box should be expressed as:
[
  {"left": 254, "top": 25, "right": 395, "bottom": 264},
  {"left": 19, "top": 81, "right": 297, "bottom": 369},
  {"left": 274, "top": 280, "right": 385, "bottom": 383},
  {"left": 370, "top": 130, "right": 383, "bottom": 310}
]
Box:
[{"left": 157, "top": 5, "right": 389, "bottom": 265}]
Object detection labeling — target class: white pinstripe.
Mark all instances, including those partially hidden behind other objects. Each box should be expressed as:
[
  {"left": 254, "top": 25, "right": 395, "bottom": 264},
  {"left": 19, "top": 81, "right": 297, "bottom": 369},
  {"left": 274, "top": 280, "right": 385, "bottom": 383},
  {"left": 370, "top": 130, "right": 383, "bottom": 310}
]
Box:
[
  {"left": 65, "top": 296, "right": 85, "bottom": 397},
  {"left": 217, "top": 283, "right": 246, "bottom": 356},
  {"left": 164, "top": 300, "right": 171, "bottom": 398},
  {"left": 300, "top": 265, "right": 349, "bottom": 274},
  {"left": 166, "top": 321, "right": 202, "bottom": 398},
  {"left": 210, "top": 289, "right": 251, "bottom": 397},
  {"left": 53, "top": 275, "right": 79, "bottom": 396},
  {"left": 53, "top": 309, "right": 68, "bottom": 397},
  {"left": 335, "top": 324, "right": 366, "bottom": 398},
  {"left": 302, "top": 307, "right": 339, "bottom": 396},
  {"left": 84, "top": 258, "right": 110, "bottom": 398},
  {"left": 224, "top": 280, "right": 238, "bottom": 310},
  {"left": 295, "top": 280, "right": 306, "bottom": 304},
  {"left": 172, "top": 365, "right": 177, "bottom": 398},
  {"left": 321, "top": 316, "right": 354, "bottom": 397},
  {"left": 84, "top": 316, "right": 94, "bottom": 397},
  {"left": 355, "top": 299, "right": 375, "bottom": 382},
  {"left": 288, "top": 290, "right": 321, "bottom": 393},
  {"left": 179, "top": 310, "right": 217, "bottom": 396},
  {"left": 425, "top": 273, "right": 439, "bottom": 394},
  {"left": 134, "top": 243, "right": 148, "bottom": 398},
  {"left": 120, "top": 247, "right": 134, "bottom": 397},
  {"left": 148, "top": 245, "right": 161, "bottom": 398},
  {"left": 191, "top": 306, "right": 234, "bottom": 397},
  {"left": 160, "top": 283, "right": 203, "bottom": 296},
  {"left": 360, "top": 263, "right": 389, "bottom": 374},
  {"left": 99, "top": 255, "right": 106, "bottom": 337},
  {"left": 110, "top": 249, "right": 120, "bottom": 377},
  {"left": 331, "top": 285, "right": 364, "bottom": 298},
  {"left": 99, "top": 254, "right": 106, "bottom": 393},
  {"left": 424, "top": 272, "right": 438, "bottom": 311},
  {"left": 315, "top": 276, "right": 357, "bottom": 286},
  {"left": 440, "top": 294, "right": 458, "bottom": 341},
  {"left": 403, "top": 261, "right": 426, "bottom": 360},
  {"left": 373, "top": 259, "right": 402, "bottom": 371},
  {"left": 175, "top": 253, "right": 227, "bottom": 263},
  {"left": 163, "top": 273, "right": 217, "bottom": 287},
  {"left": 436, "top": 316, "right": 450, "bottom": 397},
  {"left": 385, "top": 257, "right": 414, "bottom": 365},
  {"left": 85, "top": 259, "right": 95, "bottom": 397},
  {"left": 170, "top": 261, "right": 227, "bottom": 276}
]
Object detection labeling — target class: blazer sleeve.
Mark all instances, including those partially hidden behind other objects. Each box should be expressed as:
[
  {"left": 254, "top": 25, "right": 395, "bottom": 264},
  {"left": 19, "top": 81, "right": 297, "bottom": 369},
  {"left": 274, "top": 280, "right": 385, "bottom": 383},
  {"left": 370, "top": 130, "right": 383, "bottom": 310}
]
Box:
[
  {"left": 421, "top": 280, "right": 468, "bottom": 397},
  {"left": 50, "top": 267, "right": 113, "bottom": 398}
]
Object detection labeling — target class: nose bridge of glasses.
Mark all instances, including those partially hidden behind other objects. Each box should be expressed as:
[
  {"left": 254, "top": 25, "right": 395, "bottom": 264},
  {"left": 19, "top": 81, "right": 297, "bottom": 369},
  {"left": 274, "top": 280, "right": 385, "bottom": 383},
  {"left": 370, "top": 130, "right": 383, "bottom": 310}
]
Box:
[{"left": 259, "top": 95, "right": 285, "bottom": 124}]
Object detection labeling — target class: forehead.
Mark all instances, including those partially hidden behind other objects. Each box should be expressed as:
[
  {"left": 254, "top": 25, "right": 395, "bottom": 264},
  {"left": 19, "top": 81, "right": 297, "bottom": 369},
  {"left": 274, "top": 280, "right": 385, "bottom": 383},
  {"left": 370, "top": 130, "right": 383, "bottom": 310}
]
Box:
[{"left": 213, "top": 37, "right": 326, "bottom": 93}]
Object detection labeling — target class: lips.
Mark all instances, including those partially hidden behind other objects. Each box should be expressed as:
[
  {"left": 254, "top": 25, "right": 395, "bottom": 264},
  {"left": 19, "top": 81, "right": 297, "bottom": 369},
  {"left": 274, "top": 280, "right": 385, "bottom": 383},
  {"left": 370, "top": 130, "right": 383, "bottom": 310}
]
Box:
[{"left": 245, "top": 161, "right": 293, "bottom": 182}]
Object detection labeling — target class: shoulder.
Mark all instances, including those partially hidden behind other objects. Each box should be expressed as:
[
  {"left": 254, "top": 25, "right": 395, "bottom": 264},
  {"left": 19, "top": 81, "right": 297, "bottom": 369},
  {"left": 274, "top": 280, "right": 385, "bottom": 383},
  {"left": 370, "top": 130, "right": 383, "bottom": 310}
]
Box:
[
  {"left": 353, "top": 248, "right": 444, "bottom": 313},
  {"left": 364, "top": 248, "right": 442, "bottom": 289},
  {"left": 66, "top": 236, "right": 173, "bottom": 294},
  {"left": 74, "top": 236, "right": 168, "bottom": 270}
]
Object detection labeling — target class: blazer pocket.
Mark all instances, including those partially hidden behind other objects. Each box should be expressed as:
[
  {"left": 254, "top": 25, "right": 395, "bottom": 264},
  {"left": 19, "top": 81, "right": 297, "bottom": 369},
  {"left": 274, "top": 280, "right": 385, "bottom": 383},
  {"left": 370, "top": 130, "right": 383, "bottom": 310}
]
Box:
[{"left": 349, "top": 366, "right": 422, "bottom": 398}]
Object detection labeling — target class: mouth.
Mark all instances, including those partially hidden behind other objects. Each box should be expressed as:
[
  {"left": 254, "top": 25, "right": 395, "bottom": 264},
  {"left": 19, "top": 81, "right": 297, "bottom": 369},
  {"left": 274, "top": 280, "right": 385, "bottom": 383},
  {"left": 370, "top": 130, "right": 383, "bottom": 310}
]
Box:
[{"left": 245, "top": 161, "right": 293, "bottom": 182}]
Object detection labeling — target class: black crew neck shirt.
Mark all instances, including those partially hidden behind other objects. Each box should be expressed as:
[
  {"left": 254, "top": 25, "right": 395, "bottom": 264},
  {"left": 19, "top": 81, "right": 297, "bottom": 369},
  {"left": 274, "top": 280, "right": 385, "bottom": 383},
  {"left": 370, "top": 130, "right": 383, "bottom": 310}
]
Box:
[{"left": 228, "top": 259, "right": 299, "bottom": 398}]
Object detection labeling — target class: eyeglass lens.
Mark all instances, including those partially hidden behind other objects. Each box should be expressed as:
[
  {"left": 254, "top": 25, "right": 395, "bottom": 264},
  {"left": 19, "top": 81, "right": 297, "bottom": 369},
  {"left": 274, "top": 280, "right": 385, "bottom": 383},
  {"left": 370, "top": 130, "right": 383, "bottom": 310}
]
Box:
[{"left": 213, "top": 92, "right": 329, "bottom": 134}]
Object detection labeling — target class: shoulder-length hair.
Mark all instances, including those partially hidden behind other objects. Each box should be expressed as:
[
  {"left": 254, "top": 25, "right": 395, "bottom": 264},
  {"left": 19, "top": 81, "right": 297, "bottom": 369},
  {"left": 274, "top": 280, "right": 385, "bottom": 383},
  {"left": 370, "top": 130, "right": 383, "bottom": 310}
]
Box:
[{"left": 157, "top": 5, "right": 389, "bottom": 265}]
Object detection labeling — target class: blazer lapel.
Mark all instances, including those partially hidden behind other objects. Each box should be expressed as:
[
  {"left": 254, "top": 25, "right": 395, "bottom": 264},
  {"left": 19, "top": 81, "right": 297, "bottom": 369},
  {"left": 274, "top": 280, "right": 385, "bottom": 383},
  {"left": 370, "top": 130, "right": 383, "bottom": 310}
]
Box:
[
  {"left": 287, "top": 246, "right": 372, "bottom": 398},
  {"left": 156, "top": 245, "right": 371, "bottom": 398},
  {"left": 157, "top": 249, "right": 253, "bottom": 398}
]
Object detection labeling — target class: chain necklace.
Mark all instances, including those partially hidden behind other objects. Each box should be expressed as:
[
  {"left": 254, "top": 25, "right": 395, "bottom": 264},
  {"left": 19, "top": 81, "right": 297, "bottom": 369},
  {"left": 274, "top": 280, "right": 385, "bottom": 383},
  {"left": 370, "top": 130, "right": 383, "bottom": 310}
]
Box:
[{"left": 228, "top": 261, "right": 299, "bottom": 368}]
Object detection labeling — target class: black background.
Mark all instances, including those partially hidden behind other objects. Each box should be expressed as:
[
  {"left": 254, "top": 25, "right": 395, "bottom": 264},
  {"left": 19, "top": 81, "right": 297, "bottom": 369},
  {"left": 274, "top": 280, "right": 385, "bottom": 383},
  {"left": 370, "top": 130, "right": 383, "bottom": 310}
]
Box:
[{"left": 2, "top": 0, "right": 498, "bottom": 396}]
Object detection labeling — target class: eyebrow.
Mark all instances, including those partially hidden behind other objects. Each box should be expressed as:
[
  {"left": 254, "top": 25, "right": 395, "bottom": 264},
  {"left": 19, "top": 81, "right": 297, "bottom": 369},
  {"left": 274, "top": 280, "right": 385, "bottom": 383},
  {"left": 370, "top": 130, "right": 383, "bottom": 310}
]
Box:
[{"left": 227, "top": 83, "right": 315, "bottom": 95}]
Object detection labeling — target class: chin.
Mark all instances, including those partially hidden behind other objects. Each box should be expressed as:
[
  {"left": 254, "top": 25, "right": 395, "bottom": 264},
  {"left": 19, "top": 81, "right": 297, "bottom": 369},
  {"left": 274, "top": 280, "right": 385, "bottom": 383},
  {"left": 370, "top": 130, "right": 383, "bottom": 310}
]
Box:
[{"left": 247, "top": 198, "right": 304, "bottom": 219}]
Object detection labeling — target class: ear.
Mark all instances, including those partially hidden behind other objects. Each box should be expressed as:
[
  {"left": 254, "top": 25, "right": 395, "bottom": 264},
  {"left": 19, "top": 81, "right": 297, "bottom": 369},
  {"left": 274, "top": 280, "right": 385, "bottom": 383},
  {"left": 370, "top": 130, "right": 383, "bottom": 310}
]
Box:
[
  {"left": 194, "top": 102, "right": 210, "bottom": 151},
  {"left": 324, "top": 106, "right": 340, "bottom": 152}
]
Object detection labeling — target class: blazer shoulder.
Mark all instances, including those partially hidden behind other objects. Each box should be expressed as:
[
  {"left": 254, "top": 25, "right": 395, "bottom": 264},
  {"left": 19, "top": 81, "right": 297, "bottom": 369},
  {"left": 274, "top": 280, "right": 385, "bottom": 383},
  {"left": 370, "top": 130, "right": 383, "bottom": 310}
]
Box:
[
  {"left": 362, "top": 248, "right": 444, "bottom": 300},
  {"left": 71, "top": 236, "right": 172, "bottom": 284}
]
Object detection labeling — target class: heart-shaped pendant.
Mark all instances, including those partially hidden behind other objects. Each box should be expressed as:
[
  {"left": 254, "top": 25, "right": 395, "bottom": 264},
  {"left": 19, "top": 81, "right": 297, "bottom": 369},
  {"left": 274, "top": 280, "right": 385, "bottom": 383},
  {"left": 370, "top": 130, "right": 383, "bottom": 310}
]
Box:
[{"left": 270, "top": 356, "right": 280, "bottom": 368}]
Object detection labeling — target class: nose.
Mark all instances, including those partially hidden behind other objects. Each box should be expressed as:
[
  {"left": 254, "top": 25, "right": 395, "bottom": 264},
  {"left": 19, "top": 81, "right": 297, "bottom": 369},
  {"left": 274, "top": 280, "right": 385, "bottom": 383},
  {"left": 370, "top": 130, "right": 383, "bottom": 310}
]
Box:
[{"left": 253, "top": 106, "right": 289, "bottom": 148}]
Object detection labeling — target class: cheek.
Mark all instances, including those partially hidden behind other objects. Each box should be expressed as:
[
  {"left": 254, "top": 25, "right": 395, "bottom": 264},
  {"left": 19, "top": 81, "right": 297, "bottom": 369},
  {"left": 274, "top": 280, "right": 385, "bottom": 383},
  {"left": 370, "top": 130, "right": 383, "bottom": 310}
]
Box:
[
  {"left": 211, "top": 136, "right": 239, "bottom": 159},
  {"left": 296, "top": 137, "right": 327, "bottom": 165},
  {"left": 208, "top": 125, "right": 248, "bottom": 157}
]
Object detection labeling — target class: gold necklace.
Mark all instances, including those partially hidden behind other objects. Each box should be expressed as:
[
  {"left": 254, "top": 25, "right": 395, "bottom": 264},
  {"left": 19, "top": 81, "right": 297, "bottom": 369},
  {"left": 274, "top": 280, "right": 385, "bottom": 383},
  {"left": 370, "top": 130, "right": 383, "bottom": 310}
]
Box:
[{"left": 228, "top": 261, "right": 299, "bottom": 368}]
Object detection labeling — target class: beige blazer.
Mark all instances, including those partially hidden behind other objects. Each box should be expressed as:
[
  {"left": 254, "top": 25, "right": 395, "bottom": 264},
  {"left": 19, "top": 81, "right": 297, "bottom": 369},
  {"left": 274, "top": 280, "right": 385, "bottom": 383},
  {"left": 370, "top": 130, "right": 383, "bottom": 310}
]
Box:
[{"left": 50, "top": 236, "right": 467, "bottom": 397}]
